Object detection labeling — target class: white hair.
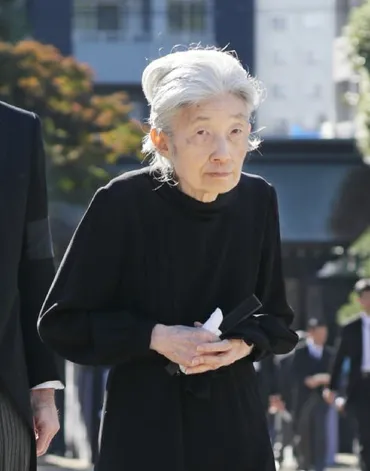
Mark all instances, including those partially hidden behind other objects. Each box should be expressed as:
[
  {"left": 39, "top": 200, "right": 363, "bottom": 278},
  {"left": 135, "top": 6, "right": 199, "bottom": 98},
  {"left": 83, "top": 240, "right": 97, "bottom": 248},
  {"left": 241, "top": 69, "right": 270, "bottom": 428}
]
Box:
[{"left": 141, "top": 46, "right": 264, "bottom": 181}]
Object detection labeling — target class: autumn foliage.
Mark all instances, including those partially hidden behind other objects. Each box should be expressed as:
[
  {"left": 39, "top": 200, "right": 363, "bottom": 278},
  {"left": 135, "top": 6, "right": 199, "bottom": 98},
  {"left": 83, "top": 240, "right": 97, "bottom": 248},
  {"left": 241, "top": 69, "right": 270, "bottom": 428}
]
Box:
[{"left": 0, "top": 40, "right": 144, "bottom": 203}]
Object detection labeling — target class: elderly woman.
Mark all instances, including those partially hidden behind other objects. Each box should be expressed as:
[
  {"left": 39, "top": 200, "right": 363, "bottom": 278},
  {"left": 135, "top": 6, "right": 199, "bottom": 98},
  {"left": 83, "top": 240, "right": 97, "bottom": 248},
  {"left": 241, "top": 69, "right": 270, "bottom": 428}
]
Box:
[{"left": 38, "top": 47, "right": 298, "bottom": 471}]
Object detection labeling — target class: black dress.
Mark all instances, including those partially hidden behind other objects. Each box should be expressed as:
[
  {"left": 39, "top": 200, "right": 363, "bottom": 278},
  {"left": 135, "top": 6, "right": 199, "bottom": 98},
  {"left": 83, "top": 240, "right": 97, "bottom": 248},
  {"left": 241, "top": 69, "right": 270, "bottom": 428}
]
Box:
[{"left": 38, "top": 168, "right": 298, "bottom": 471}]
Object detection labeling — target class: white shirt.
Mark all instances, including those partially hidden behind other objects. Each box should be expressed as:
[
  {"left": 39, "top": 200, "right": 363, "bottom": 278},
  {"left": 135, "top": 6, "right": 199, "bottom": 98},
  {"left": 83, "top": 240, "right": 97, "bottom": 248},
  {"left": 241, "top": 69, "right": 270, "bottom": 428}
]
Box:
[
  {"left": 253, "top": 362, "right": 261, "bottom": 372},
  {"left": 306, "top": 337, "right": 323, "bottom": 360},
  {"left": 361, "top": 313, "right": 370, "bottom": 372}
]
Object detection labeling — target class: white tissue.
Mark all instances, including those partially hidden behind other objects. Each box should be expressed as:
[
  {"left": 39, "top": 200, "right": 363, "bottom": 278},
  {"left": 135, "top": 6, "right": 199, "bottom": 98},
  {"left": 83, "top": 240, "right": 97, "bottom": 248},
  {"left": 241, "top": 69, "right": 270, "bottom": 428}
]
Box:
[
  {"left": 179, "top": 308, "right": 224, "bottom": 374},
  {"left": 202, "top": 308, "right": 223, "bottom": 336}
]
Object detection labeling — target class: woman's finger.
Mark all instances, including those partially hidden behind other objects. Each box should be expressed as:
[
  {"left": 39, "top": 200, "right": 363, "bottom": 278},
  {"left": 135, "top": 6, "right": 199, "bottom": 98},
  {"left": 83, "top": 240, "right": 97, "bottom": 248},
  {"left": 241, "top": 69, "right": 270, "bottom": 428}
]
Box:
[
  {"left": 192, "top": 352, "right": 225, "bottom": 369},
  {"left": 194, "top": 322, "right": 203, "bottom": 327},
  {"left": 184, "top": 364, "right": 216, "bottom": 375},
  {"left": 196, "top": 340, "right": 231, "bottom": 353}
]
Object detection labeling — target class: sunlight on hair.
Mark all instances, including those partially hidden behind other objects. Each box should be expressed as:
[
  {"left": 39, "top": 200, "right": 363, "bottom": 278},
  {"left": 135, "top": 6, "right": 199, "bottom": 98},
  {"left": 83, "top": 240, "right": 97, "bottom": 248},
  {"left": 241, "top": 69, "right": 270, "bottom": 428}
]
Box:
[{"left": 141, "top": 45, "right": 265, "bottom": 182}]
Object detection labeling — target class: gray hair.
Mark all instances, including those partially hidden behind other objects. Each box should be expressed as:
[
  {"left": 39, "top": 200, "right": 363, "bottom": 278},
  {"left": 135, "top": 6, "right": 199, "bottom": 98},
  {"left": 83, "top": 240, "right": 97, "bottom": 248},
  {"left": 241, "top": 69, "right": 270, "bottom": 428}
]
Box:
[{"left": 141, "top": 46, "right": 263, "bottom": 181}]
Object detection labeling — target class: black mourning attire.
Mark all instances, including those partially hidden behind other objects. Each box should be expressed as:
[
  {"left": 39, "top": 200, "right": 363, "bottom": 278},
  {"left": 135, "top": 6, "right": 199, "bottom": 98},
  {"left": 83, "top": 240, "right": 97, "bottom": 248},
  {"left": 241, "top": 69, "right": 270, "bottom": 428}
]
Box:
[
  {"left": 330, "top": 317, "right": 370, "bottom": 471},
  {"left": 0, "top": 101, "right": 61, "bottom": 471},
  {"left": 38, "top": 168, "right": 298, "bottom": 471},
  {"left": 290, "top": 342, "right": 333, "bottom": 471}
]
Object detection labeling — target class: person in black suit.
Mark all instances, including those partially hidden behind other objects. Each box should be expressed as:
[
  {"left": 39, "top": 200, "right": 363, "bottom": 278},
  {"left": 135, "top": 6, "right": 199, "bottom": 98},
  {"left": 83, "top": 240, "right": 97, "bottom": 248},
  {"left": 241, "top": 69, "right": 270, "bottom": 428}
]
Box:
[
  {"left": 290, "top": 319, "right": 333, "bottom": 471},
  {"left": 324, "top": 278, "right": 370, "bottom": 471},
  {"left": 0, "top": 101, "right": 62, "bottom": 471},
  {"left": 275, "top": 331, "right": 307, "bottom": 464}
]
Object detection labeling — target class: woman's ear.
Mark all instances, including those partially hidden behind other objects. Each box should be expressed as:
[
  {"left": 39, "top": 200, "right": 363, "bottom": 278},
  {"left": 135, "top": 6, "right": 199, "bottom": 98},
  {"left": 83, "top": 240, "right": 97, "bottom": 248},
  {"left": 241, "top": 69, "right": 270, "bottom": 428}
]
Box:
[{"left": 150, "top": 129, "right": 171, "bottom": 158}]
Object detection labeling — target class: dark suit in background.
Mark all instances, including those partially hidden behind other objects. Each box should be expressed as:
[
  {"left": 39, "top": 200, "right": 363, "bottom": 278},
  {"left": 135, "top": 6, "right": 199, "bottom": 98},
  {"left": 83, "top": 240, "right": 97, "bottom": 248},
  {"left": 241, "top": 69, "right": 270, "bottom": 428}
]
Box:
[
  {"left": 255, "top": 355, "right": 280, "bottom": 412},
  {"left": 0, "top": 101, "right": 61, "bottom": 470},
  {"left": 330, "top": 316, "right": 370, "bottom": 471},
  {"left": 291, "top": 342, "right": 333, "bottom": 471}
]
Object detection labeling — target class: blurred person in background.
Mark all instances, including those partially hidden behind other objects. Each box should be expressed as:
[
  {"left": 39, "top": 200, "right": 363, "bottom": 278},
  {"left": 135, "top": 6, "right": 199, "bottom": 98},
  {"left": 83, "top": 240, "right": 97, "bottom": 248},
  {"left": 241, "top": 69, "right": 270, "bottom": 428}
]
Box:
[
  {"left": 254, "top": 355, "right": 281, "bottom": 416},
  {"left": 37, "top": 47, "right": 298, "bottom": 471},
  {"left": 272, "top": 331, "right": 308, "bottom": 465},
  {"left": 324, "top": 278, "right": 370, "bottom": 471},
  {"left": 290, "top": 319, "right": 333, "bottom": 471},
  {"left": 254, "top": 355, "right": 284, "bottom": 455},
  {"left": 0, "top": 101, "right": 62, "bottom": 471}
]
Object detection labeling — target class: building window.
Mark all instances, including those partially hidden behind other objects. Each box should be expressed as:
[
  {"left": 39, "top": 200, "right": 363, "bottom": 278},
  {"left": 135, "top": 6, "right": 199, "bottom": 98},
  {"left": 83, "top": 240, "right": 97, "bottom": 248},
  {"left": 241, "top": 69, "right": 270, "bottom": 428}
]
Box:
[
  {"left": 303, "top": 13, "right": 323, "bottom": 29},
  {"left": 272, "top": 16, "right": 286, "bottom": 31},
  {"left": 74, "top": 1, "right": 126, "bottom": 31},
  {"left": 97, "top": 5, "right": 120, "bottom": 31},
  {"left": 74, "top": 0, "right": 147, "bottom": 39},
  {"left": 167, "top": 0, "right": 208, "bottom": 33},
  {"left": 140, "top": 0, "right": 151, "bottom": 34}
]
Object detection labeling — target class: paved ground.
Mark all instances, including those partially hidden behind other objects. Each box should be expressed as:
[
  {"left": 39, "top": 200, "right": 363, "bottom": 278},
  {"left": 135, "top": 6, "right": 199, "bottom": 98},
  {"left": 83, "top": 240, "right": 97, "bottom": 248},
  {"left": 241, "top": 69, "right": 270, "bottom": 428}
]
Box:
[
  {"left": 37, "top": 454, "right": 360, "bottom": 471},
  {"left": 37, "top": 455, "right": 91, "bottom": 471}
]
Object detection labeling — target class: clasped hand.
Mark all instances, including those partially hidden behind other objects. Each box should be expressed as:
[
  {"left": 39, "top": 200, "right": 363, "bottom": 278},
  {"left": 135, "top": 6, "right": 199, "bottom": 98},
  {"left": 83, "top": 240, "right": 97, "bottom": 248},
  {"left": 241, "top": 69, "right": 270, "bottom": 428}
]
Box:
[
  {"left": 150, "top": 323, "right": 254, "bottom": 375},
  {"left": 31, "top": 389, "right": 60, "bottom": 457}
]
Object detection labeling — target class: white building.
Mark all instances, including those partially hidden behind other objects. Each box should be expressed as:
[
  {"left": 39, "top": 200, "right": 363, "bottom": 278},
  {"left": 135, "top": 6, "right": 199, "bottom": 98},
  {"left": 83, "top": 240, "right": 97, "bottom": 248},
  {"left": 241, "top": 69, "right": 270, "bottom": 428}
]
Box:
[
  {"left": 255, "top": 0, "right": 338, "bottom": 138},
  {"left": 331, "top": 0, "right": 363, "bottom": 138},
  {"left": 72, "top": 0, "right": 216, "bottom": 119}
]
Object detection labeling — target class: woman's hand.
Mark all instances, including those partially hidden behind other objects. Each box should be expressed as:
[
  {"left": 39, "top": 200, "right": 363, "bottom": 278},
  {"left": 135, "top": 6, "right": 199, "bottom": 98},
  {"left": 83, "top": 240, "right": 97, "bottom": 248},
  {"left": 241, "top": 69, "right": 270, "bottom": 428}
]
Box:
[
  {"left": 183, "top": 338, "right": 254, "bottom": 375},
  {"left": 150, "top": 324, "right": 228, "bottom": 368}
]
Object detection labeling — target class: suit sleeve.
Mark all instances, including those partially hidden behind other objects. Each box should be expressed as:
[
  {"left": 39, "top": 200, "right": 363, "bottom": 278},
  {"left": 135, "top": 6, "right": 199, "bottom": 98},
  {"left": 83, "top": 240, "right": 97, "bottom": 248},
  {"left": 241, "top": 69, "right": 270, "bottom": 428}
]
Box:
[
  {"left": 329, "top": 327, "right": 348, "bottom": 392},
  {"left": 38, "top": 185, "right": 157, "bottom": 367},
  {"left": 18, "top": 114, "right": 62, "bottom": 388}
]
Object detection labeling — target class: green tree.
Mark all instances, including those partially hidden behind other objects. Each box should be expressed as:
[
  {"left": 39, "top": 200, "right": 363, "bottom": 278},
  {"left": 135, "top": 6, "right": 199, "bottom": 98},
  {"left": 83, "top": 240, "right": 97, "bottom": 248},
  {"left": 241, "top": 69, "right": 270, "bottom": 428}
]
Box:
[
  {"left": 337, "top": 1, "right": 370, "bottom": 323},
  {"left": 0, "top": 40, "right": 144, "bottom": 204},
  {"left": 0, "top": 0, "right": 28, "bottom": 42},
  {"left": 338, "top": 230, "right": 370, "bottom": 323}
]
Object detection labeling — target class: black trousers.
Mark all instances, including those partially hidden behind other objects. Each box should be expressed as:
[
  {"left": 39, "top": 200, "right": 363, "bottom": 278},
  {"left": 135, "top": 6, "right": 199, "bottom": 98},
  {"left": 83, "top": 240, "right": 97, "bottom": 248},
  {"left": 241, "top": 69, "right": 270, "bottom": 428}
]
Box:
[
  {"left": 295, "top": 395, "right": 328, "bottom": 471},
  {"left": 350, "top": 378, "right": 370, "bottom": 471},
  {"left": 0, "top": 388, "right": 31, "bottom": 471}
]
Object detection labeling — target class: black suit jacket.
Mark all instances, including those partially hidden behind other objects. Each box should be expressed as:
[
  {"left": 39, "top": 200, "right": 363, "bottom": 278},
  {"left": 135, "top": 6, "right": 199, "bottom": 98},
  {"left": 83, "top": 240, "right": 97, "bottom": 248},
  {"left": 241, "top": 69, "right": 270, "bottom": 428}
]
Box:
[
  {"left": 329, "top": 317, "right": 364, "bottom": 403},
  {"left": 0, "top": 101, "right": 61, "bottom": 430},
  {"left": 291, "top": 342, "right": 333, "bottom": 421}
]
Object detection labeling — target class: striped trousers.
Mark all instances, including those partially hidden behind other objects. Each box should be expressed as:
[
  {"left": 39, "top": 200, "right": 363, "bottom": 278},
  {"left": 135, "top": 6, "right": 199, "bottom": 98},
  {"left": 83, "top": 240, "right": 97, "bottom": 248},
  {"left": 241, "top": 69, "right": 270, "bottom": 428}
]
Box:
[{"left": 0, "top": 388, "right": 31, "bottom": 471}]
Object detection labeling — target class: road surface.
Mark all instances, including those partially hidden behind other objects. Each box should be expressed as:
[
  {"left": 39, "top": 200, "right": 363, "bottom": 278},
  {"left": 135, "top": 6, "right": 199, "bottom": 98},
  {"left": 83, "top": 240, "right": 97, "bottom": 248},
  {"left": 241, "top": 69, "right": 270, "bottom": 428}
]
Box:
[{"left": 37, "top": 453, "right": 360, "bottom": 471}]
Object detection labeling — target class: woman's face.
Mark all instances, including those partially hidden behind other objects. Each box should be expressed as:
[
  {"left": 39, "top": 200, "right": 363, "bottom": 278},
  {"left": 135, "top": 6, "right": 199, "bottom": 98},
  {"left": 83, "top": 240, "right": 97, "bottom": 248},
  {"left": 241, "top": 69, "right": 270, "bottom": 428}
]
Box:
[{"left": 153, "top": 93, "right": 251, "bottom": 202}]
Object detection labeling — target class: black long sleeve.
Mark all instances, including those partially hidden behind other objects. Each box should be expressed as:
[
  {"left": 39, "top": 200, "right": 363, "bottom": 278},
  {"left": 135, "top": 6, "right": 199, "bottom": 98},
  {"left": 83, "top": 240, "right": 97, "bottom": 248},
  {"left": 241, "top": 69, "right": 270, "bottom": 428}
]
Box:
[
  {"left": 38, "top": 170, "right": 298, "bottom": 369},
  {"left": 237, "top": 186, "right": 297, "bottom": 360},
  {"left": 38, "top": 185, "right": 157, "bottom": 366},
  {"left": 18, "top": 114, "right": 61, "bottom": 387}
]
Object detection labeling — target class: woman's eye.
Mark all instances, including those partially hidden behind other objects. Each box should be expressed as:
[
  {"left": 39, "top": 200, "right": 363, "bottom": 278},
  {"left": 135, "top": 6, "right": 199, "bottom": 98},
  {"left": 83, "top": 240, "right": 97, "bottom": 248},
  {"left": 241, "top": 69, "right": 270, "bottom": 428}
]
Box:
[
  {"left": 231, "top": 128, "right": 243, "bottom": 135},
  {"left": 197, "top": 130, "right": 206, "bottom": 135}
]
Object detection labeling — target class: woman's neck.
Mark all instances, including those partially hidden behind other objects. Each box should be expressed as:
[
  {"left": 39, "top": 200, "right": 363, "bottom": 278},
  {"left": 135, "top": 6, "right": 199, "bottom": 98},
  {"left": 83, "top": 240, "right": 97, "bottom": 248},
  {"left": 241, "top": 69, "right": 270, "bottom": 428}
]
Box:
[{"left": 177, "top": 181, "right": 218, "bottom": 203}]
